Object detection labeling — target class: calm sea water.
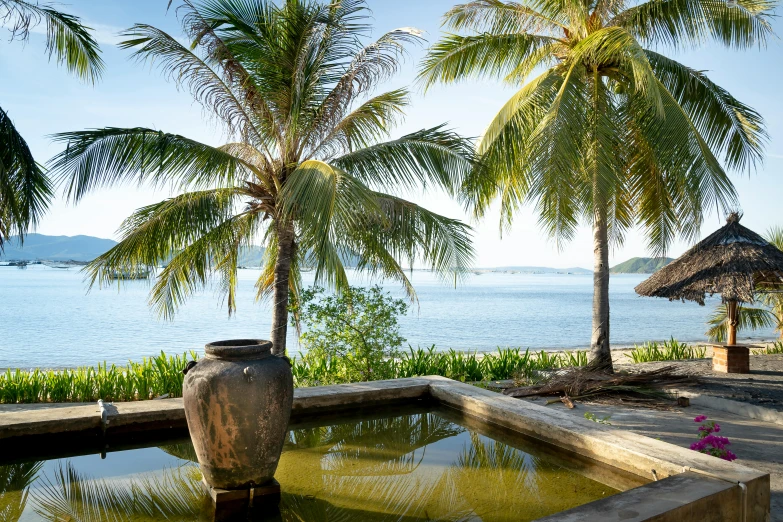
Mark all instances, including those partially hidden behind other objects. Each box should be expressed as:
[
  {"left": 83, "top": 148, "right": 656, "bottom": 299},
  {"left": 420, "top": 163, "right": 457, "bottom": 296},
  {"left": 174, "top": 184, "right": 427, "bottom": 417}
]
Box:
[{"left": 0, "top": 265, "right": 776, "bottom": 368}]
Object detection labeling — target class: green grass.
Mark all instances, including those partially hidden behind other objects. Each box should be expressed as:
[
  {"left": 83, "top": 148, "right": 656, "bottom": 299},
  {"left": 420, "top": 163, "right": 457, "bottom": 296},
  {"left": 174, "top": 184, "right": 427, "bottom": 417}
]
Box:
[
  {"left": 1, "top": 347, "right": 589, "bottom": 404},
  {"left": 752, "top": 341, "right": 783, "bottom": 355},
  {"left": 0, "top": 351, "right": 198, "bottom": 404},
  {"left": 292, "top": 346, "right": 588, "bottom": 387},
  {"left": 626, "top": 338, "right": 707, "bottom": 364}
]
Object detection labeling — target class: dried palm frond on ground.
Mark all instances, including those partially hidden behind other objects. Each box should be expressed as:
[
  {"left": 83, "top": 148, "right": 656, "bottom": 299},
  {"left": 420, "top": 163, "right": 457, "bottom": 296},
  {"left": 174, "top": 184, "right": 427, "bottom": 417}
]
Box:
[{"left": 502, "top": 366, "right": 699, "bottom": 405}]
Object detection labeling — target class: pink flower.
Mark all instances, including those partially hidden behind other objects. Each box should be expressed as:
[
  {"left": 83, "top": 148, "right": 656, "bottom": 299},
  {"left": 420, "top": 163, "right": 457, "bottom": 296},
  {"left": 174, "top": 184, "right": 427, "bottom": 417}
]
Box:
[
  {"left": 723, "top": 451, "right": 737, "bottom": 462},
  {"left": 694, "top": 415, "right": 707, "bottom": 423}
]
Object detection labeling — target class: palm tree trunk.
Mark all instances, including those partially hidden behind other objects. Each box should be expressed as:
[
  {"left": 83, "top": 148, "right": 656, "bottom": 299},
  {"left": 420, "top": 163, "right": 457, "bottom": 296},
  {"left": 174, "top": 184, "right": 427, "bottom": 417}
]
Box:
[
  {"left": 590, "top": 204, "right": 613, "bottom": 371},
  {"left": 270, "top": 221, "right": 295, "bottom": 355}
]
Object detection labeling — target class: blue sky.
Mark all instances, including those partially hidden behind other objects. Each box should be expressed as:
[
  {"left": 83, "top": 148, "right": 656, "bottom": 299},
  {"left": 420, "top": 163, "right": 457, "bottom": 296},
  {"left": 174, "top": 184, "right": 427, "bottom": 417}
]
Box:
[{"left": 1, "top": 0, "right": 781, "bottom": 269}]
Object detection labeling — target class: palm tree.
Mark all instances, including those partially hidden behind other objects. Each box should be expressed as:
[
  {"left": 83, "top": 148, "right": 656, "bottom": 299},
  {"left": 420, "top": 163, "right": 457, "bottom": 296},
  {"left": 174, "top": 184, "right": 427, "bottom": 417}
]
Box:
[
  {"left": 51, "top": 0, "right": 477, "bottom": 355},
  {"left": 707, "top": 226, "right": 783, "bottom": 341},
  {"left": 0, "top": 0, "right": 103, "bottom": 248},
  {"left": 418, "top": 0, "right": 773, "bottom": 370}
]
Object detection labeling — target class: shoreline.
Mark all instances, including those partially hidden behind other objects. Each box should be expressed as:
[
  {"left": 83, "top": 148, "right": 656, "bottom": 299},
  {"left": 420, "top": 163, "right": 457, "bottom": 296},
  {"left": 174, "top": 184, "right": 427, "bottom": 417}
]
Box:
[{"left": 5, "top": 338, "right": 780, "bottom": 374}]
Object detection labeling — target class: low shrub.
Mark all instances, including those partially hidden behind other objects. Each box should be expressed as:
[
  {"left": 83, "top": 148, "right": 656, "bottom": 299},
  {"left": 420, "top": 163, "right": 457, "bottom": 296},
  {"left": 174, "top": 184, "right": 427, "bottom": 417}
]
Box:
[{"left": 626, "top": 338, "right": 707, "bottom": 364}]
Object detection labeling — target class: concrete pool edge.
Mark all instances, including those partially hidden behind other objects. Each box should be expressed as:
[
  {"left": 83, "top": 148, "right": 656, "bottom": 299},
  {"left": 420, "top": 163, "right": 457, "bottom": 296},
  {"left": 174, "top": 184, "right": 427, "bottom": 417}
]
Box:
[{"left": 0, "top": 376, "right": 770, "bottom": 521}]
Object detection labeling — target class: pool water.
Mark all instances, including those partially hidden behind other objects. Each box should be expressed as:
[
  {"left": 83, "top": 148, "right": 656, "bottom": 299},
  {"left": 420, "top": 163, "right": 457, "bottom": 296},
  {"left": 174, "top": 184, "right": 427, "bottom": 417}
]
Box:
[{"left": 0, "top": 409, "right": 642, "bottom": 521}]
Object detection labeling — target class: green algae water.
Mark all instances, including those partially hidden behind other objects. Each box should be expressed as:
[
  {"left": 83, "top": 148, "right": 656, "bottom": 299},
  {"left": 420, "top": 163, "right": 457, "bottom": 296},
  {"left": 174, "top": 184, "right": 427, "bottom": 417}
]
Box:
[{"left": 0, "top": 409, "right": 644, "bottom": 521}]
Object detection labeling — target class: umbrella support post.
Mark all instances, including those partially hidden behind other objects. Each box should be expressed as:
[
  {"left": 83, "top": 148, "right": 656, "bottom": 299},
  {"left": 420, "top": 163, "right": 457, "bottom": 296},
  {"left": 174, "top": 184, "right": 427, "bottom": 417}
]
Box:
[{"left": 711, "top": 344, "right": 750, "bottom": 374}]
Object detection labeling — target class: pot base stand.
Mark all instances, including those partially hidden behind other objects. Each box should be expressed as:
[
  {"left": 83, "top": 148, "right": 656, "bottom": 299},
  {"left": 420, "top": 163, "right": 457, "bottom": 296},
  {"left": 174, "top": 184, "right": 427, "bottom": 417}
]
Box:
[{"left": 202, "top": 478, "right": 281, "bottom": 506}]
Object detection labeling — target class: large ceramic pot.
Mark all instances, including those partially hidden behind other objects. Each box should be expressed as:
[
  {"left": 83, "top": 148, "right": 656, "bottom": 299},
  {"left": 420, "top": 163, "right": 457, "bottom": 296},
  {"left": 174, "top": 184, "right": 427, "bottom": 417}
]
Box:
[{"left": 183, "top": 339, "right": 293, "bottom": 490}]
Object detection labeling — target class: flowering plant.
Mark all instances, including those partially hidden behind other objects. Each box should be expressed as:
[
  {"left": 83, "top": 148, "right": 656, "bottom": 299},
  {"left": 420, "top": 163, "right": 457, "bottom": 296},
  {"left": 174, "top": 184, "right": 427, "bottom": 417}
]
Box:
[{"left": 690, "top": 415, "right": 736, "bottom": 461}]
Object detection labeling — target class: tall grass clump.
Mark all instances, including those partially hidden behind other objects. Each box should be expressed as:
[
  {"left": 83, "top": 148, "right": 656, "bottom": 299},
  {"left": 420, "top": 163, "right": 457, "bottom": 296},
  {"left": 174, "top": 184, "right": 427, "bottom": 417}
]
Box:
[
  {"left": 390, "top": 346, "right": 587, "bottom": 385},
  {"left": 0, "top": 351, "right": 198, "bottom": 404},
  {"left": 3, "top": 346, "right": 591, "bottom": 403},
  {"left": 752, "top": 341, "right": 783, "bottom": 355},
  {"left": 626, "top": 339, "right": 707, "bottom": 364},
  {"left": 293, "top": 345, "right": 589, "bottom": 387}
]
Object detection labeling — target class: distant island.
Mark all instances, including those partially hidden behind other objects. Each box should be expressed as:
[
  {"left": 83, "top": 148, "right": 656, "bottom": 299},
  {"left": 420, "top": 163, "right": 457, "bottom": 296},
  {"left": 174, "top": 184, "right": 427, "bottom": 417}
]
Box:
[
  {"left": 0, "top": 234, "right": 352, "bottom": 268},
  {"left": 3, "top": 234, "right": 670, "bottom": 275},
  {"left": 0, "top": 234, "right": 117, "bottom": 262},
  {"left": 610, "top": 257, "right": 674, "bottom": 274},
  {"left": 0, "top": 234, "right": 268, "bottom": 266}
]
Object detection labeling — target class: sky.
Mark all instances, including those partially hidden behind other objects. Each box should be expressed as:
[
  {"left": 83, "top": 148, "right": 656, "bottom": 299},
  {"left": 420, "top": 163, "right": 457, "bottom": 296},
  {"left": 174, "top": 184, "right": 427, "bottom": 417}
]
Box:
[{"left": 1, "top": 0, "right": 782, "bottom": 270}]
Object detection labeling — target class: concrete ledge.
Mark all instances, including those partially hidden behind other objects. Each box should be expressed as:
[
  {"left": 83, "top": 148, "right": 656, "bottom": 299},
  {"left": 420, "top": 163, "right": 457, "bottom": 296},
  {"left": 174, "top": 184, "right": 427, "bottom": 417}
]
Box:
[
  {"left": 0, "top": 376, "right": 771, "bottom": 522},
  {"left": 674, "top": 388, "right": 783, "bottom": 427},
  {"left": 536, "top": 472, "right": 740, "bottom": 522},
  {"left": 0, "top": 378, "right": 433, "bottom": 441}
]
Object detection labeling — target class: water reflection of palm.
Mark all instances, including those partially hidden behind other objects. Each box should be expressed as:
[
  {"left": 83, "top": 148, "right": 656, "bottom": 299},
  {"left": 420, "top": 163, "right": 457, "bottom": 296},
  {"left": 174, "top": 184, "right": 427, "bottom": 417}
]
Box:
[{"left": 7, "top": 413, "right": 568, "bottom": 521}]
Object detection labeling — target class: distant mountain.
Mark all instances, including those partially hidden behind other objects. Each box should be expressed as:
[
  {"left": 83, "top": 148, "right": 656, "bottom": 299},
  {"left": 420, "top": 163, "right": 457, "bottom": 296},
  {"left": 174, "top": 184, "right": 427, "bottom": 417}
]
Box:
[
  {"left": 611, "top": 257, "right": 674, "bottom": 274},
  {"left": 482, "top": 266, "right": 592, "bottom": 275},
  {"left": 238, "top": 246, "right": 266, "bottom": 267},
  {"left": 0, "top": 234, "right": 117, "bottom": 262},
  {"left": 0, "top": 234, "right": 360, "bottom": 267}
]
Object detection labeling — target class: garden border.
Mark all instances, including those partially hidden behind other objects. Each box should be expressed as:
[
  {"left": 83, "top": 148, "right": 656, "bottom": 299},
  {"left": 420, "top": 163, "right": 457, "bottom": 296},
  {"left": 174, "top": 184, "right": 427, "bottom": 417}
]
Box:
[{"left": 0, "top": 376, "right": 770, "bottom": 521}]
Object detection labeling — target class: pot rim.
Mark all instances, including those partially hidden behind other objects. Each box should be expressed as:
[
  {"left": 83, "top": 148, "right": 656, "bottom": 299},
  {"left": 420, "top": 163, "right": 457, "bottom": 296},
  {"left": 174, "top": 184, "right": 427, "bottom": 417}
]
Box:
[{"left": 205, "top": 339, "right": 273, "bottom": 360}]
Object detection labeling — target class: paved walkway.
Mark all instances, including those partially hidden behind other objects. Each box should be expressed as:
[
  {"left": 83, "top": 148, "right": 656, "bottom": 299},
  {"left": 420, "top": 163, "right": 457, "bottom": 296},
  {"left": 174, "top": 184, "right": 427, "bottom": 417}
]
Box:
[{"left": 530, "top": 399, "right": 783, "bottom": 520}]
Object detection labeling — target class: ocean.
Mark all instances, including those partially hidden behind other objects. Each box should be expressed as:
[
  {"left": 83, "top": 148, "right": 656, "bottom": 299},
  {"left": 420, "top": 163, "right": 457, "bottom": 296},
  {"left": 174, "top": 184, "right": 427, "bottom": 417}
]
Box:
[{"left": 0, "top": 265, "right": 777, "bottom": 369}]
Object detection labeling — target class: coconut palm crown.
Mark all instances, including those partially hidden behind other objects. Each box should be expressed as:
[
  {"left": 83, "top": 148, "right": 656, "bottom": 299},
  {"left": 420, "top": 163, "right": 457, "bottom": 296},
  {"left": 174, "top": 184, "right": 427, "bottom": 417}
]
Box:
[
  {"left": 1, "top": 0, "right": 103, "bottom": 248},
  {"left": 50, "top": 0, "right": 477, "bottom": 355},
  {"left": 419, "top": 0, "right": 774, "bottom": 369}
]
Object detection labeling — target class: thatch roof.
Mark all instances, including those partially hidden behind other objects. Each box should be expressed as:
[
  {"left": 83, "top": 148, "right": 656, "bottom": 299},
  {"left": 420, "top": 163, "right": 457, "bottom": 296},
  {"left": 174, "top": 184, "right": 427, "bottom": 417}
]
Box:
[{"left": 635, "top": 214, "right": 783, "bottom": 304}]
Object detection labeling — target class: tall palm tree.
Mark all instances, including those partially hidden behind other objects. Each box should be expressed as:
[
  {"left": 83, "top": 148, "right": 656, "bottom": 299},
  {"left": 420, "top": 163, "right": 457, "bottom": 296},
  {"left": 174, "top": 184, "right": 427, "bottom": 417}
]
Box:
[
  {"left": 51, "top": 0, "right": 477, "bottom": 355},
  {"left": 418, "top": 0, "right": 773, "bottom": 370},
  {"left": 0, "top": 0, "right": 103, "bottom": 248},
  {"left": 707, "top": 225, "right": 783, "bottom": 341}
]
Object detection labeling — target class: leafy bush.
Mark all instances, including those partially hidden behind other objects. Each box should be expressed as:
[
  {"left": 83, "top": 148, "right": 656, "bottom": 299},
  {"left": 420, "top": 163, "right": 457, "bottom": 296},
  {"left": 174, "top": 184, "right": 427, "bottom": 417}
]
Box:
[
  {"left": 626, "top": 338, "right": 707, "bottom": 364},
  {"left": 291, "top": 286, "right": 408, "bottom": 385}
]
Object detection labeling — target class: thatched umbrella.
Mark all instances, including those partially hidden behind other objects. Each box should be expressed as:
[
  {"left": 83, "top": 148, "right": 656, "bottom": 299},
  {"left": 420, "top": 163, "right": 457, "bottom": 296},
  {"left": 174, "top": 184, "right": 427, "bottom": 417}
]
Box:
[{"left": 636, "top": 213, "right": 783, "bottom": 347}]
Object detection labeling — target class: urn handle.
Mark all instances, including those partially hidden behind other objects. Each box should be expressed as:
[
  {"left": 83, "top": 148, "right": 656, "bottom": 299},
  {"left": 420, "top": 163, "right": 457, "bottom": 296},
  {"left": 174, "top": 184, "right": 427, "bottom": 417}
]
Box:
[{"left": 244, "top": 366, "right": 256, "bottom": 382}]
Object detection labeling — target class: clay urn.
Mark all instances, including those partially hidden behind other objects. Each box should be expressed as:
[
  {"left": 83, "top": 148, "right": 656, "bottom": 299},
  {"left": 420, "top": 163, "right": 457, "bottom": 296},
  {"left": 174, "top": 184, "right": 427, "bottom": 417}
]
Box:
[{"left": 183, "top": 339, "right": 293, "bottom": 490}]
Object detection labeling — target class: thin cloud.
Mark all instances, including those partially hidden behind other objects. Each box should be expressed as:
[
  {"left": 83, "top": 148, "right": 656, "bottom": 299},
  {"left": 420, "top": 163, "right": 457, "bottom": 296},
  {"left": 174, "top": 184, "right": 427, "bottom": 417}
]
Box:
[{"left": 767, "top": 153, "right": 783, "bottom": 159}]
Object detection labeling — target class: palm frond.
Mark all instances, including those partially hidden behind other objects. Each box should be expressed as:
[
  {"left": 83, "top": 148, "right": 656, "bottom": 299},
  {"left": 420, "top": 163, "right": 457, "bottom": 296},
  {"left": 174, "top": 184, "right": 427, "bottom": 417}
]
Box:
[
  {"left": 629, "top": 77, "right": 738, "bottom": 255},
  {"left": 1, "top": 0, "right": 104, "bottom": 81},
  {"left": 568, "top": 26, "right": 663, "bottom": 115},
  {"left": 417, "top": 31, "right": 555, "bottom": 90},
  {"left": 333, "top": 125, "right": 479, "bottom": 196},
  {"left": 280, "top": 160, "right": 380, "bottom": 289},
  {"left": 359, "top": 193, "right": 476, "bottom": 288},
  {"left": 614, "top": 0, "right": 776, "bottom": 50},
  {"left": 50, "top": 128, "right": 253, "bottom": 201},
  {"left": 310, "top": 88, "right": 409, "bottom": 158},
  {"left": 83, "top": 188, "right": 242, "bottom": 287},
  {"left": 120, "top": 22, "right": 277, "bottom": 149},
  {"left": 0, "top": 105, "right": 52, "bottom": 247},
  {"left": 707, "top": 302, "right": 775, "bottom": 342},
  {"left": 147, "top": 211, "right": 260, "bottom": 319},
  {"left": 443, "top": 0, "right": 567, "bottom": 34},
  {"left": 31, "top": 461, "right": 208, "bottom": 522},
  {"left": 646, "top": 51, "right": 767, "bottom": 172}
]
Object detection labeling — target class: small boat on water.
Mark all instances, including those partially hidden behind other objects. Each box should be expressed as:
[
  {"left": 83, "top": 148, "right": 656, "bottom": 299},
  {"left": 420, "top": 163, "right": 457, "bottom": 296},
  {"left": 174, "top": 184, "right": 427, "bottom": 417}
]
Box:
[{"left": 109, "top": 268, "right": 151, "bottom": 280}]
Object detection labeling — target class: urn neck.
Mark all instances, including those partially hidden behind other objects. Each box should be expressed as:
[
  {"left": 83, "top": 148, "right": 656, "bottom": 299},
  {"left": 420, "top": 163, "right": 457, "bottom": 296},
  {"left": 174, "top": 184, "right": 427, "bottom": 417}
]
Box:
[{"left": 204, "top": 340, "right": 273, "bottom": 361}]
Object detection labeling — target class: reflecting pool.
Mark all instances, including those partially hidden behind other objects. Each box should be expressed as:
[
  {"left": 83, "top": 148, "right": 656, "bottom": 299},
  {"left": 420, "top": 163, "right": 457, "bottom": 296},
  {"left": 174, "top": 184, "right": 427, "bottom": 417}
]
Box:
[{"left": 0, "top": 409, "right": 645, "bottom": 521}]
